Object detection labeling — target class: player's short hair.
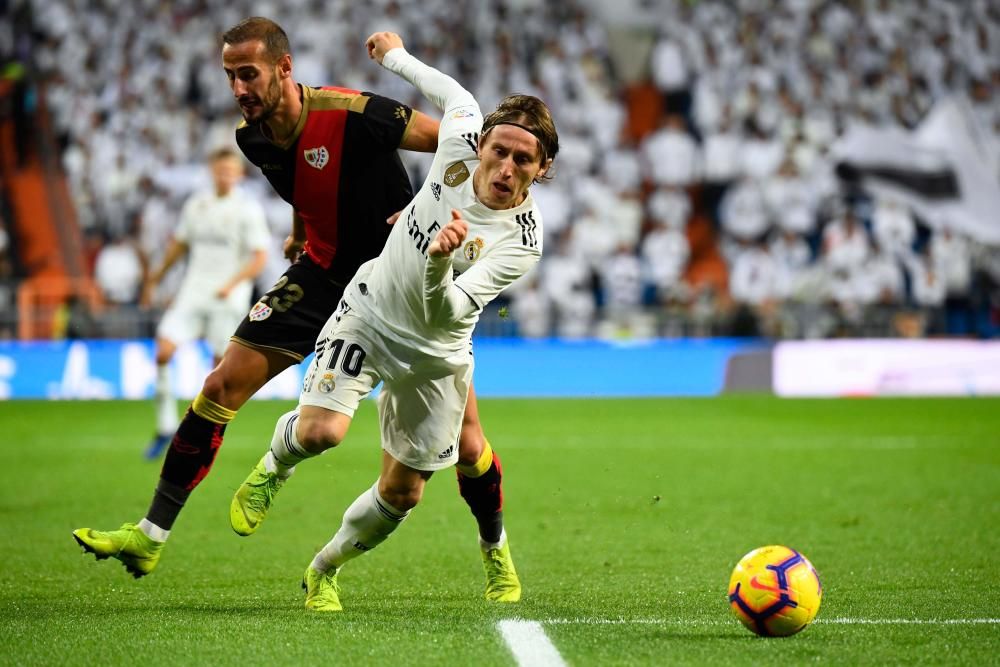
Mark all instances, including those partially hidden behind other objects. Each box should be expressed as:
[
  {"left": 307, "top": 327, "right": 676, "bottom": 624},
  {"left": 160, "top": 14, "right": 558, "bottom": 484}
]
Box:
[
  {"left": 207, "top": 146, "right": 241, "bottom": 163},
  {"left": 480, "top": 94, "right": 559, "bottom": 182},
  {"left": 222, "top": 17, "right": 291, "bottom": 64}
]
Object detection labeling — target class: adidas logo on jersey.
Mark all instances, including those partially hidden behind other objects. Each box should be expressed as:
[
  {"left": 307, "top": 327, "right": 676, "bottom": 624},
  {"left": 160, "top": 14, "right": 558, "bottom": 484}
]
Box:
[
  {"left": 438, "top": 444, "right": 456, "bottom": 460},
  {"left": 304, "top": 146, "right": 329, "bottom": 170},
  {"left": 431, "top": 182, "right": 441, "bottom": 201}
]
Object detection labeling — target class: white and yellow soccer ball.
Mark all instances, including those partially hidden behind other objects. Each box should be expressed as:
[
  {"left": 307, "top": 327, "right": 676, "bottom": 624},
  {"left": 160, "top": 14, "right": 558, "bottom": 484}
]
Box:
[{"left": 728, "top": 545, "right": 822, "bottom": 637}]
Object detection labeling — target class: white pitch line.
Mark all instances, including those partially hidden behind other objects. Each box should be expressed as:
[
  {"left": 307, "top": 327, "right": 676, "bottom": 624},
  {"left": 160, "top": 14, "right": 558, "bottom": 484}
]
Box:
[
  {"left": 820, "top": 618, "right": 1000, "bottom": 625},
  {"left": 497, "top": 620, "right": 568, "bottom": 667},
  {"left": 539, "top": 617, "right": 1000, "bottom": 627}
]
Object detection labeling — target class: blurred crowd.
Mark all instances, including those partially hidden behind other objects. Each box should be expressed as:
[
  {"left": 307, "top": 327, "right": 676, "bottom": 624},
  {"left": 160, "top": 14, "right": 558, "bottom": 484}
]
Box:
[{"left": 14, "top": 0, "right": 1000, "bottom": 339}]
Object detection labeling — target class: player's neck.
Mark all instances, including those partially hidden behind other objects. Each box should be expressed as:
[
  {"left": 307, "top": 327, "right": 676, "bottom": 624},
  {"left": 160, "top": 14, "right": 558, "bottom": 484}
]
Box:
[{"left": 263, "top": 81, "right": 303, "bottom": 145}]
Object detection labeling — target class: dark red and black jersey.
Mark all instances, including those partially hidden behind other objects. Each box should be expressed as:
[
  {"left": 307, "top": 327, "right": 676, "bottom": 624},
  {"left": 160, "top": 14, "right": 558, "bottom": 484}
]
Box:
[{"left": 236, "top": 85, "right": 417, "bottom": 284}]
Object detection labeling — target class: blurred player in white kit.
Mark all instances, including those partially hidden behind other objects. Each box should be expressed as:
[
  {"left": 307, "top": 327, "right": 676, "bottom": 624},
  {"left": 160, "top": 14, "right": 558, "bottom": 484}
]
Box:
[{"left": 142, "top": 147, "right": 270, "bottom": 459}]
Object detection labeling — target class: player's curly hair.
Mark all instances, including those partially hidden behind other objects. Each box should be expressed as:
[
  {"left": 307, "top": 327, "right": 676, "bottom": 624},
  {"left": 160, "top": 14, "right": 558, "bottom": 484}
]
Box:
[
  {"left": 480, "top": 94, "right": 559, "bottom": 182},
  {"left": 222, "top": 17, "right": 291, "bottom": 64}
]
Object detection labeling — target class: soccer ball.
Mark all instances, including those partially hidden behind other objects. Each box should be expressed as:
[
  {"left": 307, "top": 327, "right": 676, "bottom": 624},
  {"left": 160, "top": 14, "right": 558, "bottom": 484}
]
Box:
[{"left": 728, "top": 545, "right": 822, "bottom": 637}]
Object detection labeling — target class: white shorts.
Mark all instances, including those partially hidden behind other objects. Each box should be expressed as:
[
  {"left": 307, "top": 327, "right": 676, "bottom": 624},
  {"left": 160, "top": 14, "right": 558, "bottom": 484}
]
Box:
[
  {"left": 157, "top": 300, "right": 244, "bottom": 358},
  {"left": 299, "top": 309, "right": 473, "bottom": 471}
]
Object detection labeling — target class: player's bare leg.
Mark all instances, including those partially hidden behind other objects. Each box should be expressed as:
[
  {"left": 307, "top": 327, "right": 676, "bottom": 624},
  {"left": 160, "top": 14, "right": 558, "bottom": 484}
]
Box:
[
  {"left": 304, "top": 452, "right": 431, "bottom": 612},
  {"left": 456, "top": 383, "right": 521, "bottom": 601},
  {"left": 145, "top": 337, "right": 180, "bottom": 459},
  {"left": 230, "top": 405, "right": 350, "bottom": 535}
]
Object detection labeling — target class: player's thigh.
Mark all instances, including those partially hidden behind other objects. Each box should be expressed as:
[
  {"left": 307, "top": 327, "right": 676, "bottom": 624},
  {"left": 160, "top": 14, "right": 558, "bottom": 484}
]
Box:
[
  {"left": 378, "top": 348, "right": 474, "bottom": 472},
  {"left": 202, "top": 340, "right": 294, "bottom": 409},
  {"left": 300, "top": 310, "right": 382, "bottom": 421}
]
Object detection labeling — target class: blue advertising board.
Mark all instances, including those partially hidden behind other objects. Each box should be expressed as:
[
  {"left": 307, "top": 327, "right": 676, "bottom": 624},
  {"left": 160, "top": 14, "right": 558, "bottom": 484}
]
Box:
[{"left": 0, "top": 338, "right": 759, "bottom": 399}]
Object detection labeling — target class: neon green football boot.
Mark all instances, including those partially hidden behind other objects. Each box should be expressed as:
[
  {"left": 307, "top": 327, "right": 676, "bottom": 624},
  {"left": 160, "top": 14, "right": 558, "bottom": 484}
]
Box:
[
  {"left": 482, "top": 540, "right": 521, "bottom": 602},
  {"left": 72, "top": 523, "right": 164, "bottom": 578},
  {"left": 230, "top": 456, "right": 288, "bottom": 536},
  {"left": 303, "top": 566, "right": 343, "bottom": 612}
]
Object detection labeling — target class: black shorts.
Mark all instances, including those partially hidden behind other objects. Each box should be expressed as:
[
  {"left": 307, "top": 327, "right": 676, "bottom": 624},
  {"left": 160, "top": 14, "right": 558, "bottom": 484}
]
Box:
[{"left": 231, "top": 256, "right": 345, "bottom": 362}]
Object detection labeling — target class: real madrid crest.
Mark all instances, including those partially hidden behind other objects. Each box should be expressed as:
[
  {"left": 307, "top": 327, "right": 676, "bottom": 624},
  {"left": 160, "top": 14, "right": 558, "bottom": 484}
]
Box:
[
  {"left": 317, "top": 373, "right": 336, "bottom": 393},
  {"left": 463, "top": 237, "right": 485, "bottom": 262},
  {"left": 304, "top": 146, "right": 329, "bottom": 170}
]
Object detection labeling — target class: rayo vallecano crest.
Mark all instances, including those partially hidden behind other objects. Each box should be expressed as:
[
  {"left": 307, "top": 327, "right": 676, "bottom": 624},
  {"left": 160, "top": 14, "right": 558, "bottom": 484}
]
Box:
[{"left": 304, "top": 146, "right": 329, "bottom": 170}]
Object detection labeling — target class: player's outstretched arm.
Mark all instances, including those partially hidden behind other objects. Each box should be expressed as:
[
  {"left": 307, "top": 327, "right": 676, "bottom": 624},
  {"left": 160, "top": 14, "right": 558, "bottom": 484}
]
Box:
[{"left": 366, "top": 31, "right": 476, "bottom": 114}]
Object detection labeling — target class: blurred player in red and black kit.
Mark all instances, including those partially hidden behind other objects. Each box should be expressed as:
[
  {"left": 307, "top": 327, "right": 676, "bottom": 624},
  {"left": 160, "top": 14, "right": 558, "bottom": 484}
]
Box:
[{"left": 73, "top": 16, "right": 519, "bottom": 603}]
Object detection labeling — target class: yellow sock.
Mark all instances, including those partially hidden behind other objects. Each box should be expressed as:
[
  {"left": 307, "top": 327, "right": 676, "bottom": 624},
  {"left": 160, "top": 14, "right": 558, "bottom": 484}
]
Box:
[
  {"left": 191, "top": 392, "right": 237, "bottom": 425},
  {"left": 457, "top": 441, "right": 493, "bottom": 478}
]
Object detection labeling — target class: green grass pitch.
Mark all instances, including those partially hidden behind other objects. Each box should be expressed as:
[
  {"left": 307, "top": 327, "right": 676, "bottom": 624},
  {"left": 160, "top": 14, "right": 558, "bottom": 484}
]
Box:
[{"left": 1, "top": 397, "right": 998, "bottom": 665}]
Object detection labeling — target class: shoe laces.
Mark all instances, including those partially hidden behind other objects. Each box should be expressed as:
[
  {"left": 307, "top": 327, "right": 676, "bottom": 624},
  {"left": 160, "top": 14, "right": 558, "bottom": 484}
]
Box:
[
  {"left": 246, "top": 472, "right": 280, "bottom": 513},
  {"left": 485, "top": 548, "right": 513, "bottom": 575}
]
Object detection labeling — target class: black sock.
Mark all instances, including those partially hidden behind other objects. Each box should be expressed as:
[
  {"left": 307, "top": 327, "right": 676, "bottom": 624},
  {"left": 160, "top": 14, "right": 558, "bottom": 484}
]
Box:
[
  {"left": 159, "top": 406, "right": 228, "bottom": 491},
  {"left": 457, "top": 451, "right": 504, "bottom": 544},
  {"left": 145, "top": 403, "right": 228, "bottom": 530},
  {"left": 145, "top": 478, "right": 190, "bottom": 531}
]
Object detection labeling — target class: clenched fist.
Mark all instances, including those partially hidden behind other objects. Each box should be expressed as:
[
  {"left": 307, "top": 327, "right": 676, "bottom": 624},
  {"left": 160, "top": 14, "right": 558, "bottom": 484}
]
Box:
[
  {"left": 366, "top": 32, "right": 404, "bottom": 64},
  {"left": 428, "top": 209, "right": 468, "bottom": 257}
]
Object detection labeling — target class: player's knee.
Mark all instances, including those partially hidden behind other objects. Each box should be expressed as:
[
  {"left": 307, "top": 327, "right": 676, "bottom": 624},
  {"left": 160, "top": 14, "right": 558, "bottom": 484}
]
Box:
[
  {"left": 457, "top": 425, "right": 486, "bottom": 466},
  {"left": 295, "top": 414, "right": 346, "bottom": 454},
  {"left": 154, "top": 340, "right": 176, "bottom": 366},
  {"left": 378, "top": 480, "right": 423, "bottom": 512},
  {"left": 200, "top": 366, "right": 231, "bottom": 405}
]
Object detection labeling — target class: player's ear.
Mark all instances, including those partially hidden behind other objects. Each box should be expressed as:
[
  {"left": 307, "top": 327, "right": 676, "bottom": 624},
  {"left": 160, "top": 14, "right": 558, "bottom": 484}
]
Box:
[
  {"left": 277, "top": 53, "right": 292, "bottom": 79},
  {"left": 534, "top": 157, "right": 553, "bottom": 182},
  {"left": 476, "top": 128, "right": 491, "bottom": 159}
]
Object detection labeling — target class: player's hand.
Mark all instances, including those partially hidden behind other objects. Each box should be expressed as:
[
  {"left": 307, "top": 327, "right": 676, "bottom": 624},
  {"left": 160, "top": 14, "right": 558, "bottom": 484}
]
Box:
[
  {"left": 366, "top": 32, "right": 404, "bottom": 65},
  {"left": 216, "top": 284, "right": 232, "bottom": 299},
  {"left": 428, "top": 209, "right": 468, "bottom": 258},
  {"left": 283, "top": 235, "right": 305, "bottom": 262},
  {"left": 386, "top": 209, "right": 403, "bottom": 225}
]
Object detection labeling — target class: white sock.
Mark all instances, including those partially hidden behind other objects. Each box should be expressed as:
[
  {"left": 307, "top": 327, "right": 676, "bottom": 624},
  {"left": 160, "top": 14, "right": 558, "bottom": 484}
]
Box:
[
  {"left": 310, "top": 481, "right": 409, "bottom": 573},
  {"left": 479, "top": 528, "right": 507, "bottom": 552},
  {"left": 266, "top": 410, "right": 312, "bottom": 478},
  {"left": 138, "top": 517, "right": 169, "bottom": 543},
  {"left": 155, "top": 364, "right": 179, "bottom": 436}
]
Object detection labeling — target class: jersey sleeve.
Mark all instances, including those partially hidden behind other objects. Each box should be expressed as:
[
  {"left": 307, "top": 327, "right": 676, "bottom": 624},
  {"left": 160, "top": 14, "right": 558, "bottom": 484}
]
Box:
[
  {"left": 423, "top": 240, "right": 541, "bottom": 326},
  {"left": 380, "top": 48, "right": 482, "bottom": 155},
  {"left": 356, "top": 92, "right": 416, "bottom": 151}
]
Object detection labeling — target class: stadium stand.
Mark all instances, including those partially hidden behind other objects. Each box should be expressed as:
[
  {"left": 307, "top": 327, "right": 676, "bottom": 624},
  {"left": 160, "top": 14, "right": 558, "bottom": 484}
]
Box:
[{"left": 8, "top": 0, "right": 1000, "bottom": 339}]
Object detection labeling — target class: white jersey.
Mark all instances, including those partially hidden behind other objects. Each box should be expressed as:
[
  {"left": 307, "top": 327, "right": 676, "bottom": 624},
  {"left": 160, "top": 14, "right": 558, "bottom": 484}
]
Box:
[
  {"left": 172, "top": 186, "right": 270, "bottom": 309},
  {"left": 343, "top": 49, "right": 543, "bottom": 355}
]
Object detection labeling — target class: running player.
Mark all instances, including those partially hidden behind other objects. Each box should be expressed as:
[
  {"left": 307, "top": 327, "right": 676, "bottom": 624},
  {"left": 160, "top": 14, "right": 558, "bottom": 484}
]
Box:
[
  {"left": 142, "top": 147, "right": 269, "bottom": 459},
  {"left": 229, "top": 30, "right": 558, "bottom": 611},
  {"left": 73, "top": 17, "right": 520, "bottom": 602}
]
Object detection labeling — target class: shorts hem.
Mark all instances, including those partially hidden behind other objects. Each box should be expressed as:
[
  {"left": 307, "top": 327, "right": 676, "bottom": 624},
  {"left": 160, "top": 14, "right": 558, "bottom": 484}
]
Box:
[
  {"left": 230, "top": 336, "right": 304, "bottom": 362},
  {"left": 381, "top": 447, "right": 458, "bottom": 472},
  {"left": 299, "top": 395, "right": 359, "bottom": 418}
]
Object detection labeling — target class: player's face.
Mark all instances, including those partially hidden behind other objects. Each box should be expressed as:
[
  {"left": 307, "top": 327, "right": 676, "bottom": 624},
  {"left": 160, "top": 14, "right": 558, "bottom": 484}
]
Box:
[
  {"left": 222, "top": 40, "right": 285, "bottom": 124},
  {"left": 474, "top": 125, "right": 550, "bottom": 210},
  {"left": 211, "top": 156, "right": 244, "bottom": 194}
]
